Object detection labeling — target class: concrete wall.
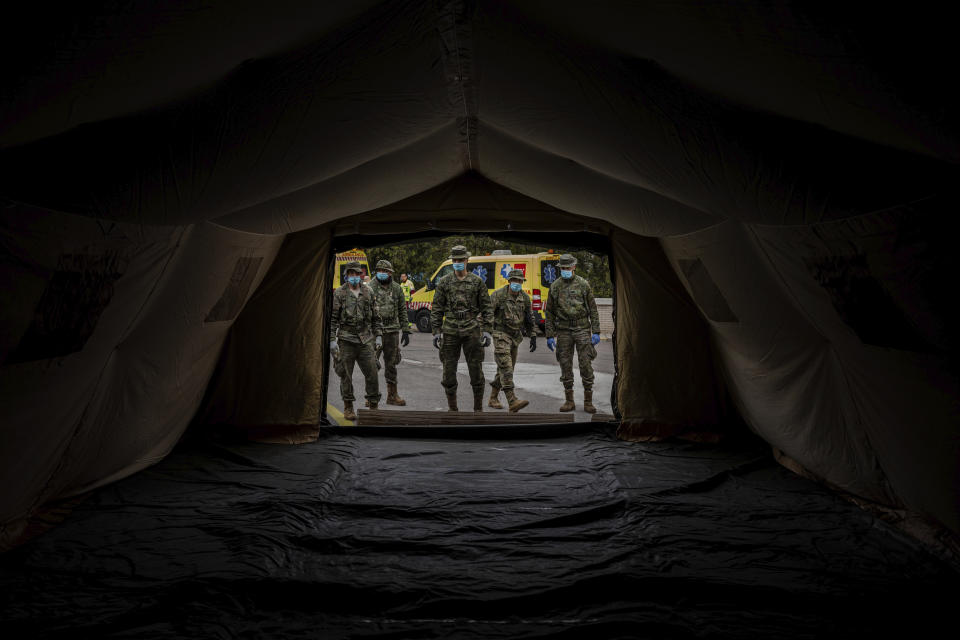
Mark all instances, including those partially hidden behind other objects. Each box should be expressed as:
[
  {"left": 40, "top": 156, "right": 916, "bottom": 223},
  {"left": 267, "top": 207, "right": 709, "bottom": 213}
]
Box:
[{"left": 597, "top": 297, "right": 614, "bottom": 339}]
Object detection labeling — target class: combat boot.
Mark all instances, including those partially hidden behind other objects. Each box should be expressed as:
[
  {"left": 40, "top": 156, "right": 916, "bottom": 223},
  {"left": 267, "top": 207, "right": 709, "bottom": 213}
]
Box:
[
  {"left": 368, "top": 402, "right": 378, "bottom": 411},
  {"left": 447, "top": 394, "right": 459, "bottom": 411},
  {"left": 488, "top": 385, "right": 503, "bottom": 409},
  {"left": 342, "top": 402, "right": 357, "bottom": 421},
  {"left": 583, "top": 389, "right": 597, "bottom": 414},
  {"left": 559, "top": 389, "right": 575, "bottom": 412},
  {"left": 505, "top": 390, "right": 529, "bottom": 413},
  {"left": 386, "top": 383, "right": 406, "bottom": 406},
  {"left": 473, "top": 390, "right": 484, "bottom": 412}
]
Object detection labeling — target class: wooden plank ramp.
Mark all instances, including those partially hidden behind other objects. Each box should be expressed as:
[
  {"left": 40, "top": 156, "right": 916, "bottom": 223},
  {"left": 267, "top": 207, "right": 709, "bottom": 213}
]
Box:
[
  {"left": 357, "top": 409, "right": 575, "bottom": 426},
  {"left": 591, "top": 413, "right": 617, "bottom": 422}
]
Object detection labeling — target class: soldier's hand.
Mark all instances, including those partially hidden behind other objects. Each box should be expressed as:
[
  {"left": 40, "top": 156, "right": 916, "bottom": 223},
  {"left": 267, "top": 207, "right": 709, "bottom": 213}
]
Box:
[
  {"left": 401, "top": 331, "right": 410, "bottom": 347},
  {"left": 481, "top": 331, "right": 492, "bottom": 347},
  {"left": 529, "top": 336, "right": 537, "bottom": 352},
  {"left": 375, "top": 335, "right": 383, "bottom": 349},
  {"left": 433, "top": 334, "right": 443, "bottom": 349},
  {"left": 591, "top": 333, "right": 601, "bottom": 346},
  {"left": 546, "top": 337, "right": 556, "bottom": 352},
  {"left": 329, "top": 340, "right": 339, "bottom": 355}
]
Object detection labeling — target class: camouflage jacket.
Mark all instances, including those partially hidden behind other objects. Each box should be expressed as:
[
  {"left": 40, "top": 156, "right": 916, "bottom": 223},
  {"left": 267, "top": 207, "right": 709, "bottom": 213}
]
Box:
[
  {"left": 370, "top": 279, "right": 410, "bottom": 332},
  {"left": 430, "top": 272, "right": 493, "bottom": 335},
  {"left": 544, "top": 275, "right": 600, "bottom": 337},
  {"left": 490, "top": 285, "right": 534, "bottom": 343},
  {"left": 331, "top": 283, "right": 382, "bottom": 344}
]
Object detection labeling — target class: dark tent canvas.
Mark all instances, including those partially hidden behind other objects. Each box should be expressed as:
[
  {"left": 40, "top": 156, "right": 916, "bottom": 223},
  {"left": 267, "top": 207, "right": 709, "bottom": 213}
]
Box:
[{"left": 1, "top": 1, "right": 958, "bottom": 636}]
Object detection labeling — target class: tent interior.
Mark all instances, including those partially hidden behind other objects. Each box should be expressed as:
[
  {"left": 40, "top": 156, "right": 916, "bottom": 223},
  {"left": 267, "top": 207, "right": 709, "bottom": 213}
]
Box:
[{"left": 2, "top": 1, "right": 959, "bottom": 635}]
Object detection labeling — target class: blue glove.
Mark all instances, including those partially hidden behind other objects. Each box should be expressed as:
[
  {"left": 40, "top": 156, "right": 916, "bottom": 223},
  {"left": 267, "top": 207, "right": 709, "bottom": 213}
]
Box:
[
  {"left": 591, "top": 333, "right": 600, "bottom": 346},
  {"left": 375, "top": 335, "right": 383, "bottom": 349},
  {"left": 433, "top": 334, "right": 443, "bottom": 349},
  {"left": 481, "top": 331, "right": 492, "bottom": 347},
  {"left": 329, "top": 340, "right": 339, "bottom": 356},
  {"left": 546, "top": 337, "right": 556, "bottom": 352}
]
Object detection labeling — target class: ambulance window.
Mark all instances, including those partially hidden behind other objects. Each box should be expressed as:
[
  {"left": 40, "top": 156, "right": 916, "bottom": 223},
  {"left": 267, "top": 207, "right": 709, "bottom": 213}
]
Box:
[{"left": 428, "top": 264, "right": 453, "bottom": 290}]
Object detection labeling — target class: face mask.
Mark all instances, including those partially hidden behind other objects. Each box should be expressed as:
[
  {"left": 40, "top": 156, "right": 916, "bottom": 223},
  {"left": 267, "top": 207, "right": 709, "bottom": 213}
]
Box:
[
  {"left": 561, "top": 269, "right": 573, "bottom": 279},
  {"left": 510, "top": 282, "right": 522, "bottom": 292},
  {"left": 348, "top": 276, "right": 361, "bottom": 286},
  {"left": 452, "top": 262, "right": 466, "bottom": 271},
  {"left": 376, "top": 272, "right": 390, "bottom": 281}
]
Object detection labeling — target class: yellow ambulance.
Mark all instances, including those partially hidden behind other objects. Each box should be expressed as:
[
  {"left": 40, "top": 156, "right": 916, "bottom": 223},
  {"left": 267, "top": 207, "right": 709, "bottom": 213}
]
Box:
[
  {"left": 407, "top": 250, "right": 561, "bottom": 334},
  {"left": 333, "top": 248, "right": 370, "bottom": 288}
]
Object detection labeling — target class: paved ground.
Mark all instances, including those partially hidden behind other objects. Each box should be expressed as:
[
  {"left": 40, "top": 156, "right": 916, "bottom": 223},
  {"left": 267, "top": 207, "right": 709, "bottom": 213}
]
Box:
[{"left": 327, "top": 331, "right": 615, "bottom": 422}]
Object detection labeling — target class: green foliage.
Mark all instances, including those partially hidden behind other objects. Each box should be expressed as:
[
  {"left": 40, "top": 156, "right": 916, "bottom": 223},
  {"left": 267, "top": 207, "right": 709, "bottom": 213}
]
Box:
[{"left": 361, "top": 235, "right": 613, "bottom": 298}]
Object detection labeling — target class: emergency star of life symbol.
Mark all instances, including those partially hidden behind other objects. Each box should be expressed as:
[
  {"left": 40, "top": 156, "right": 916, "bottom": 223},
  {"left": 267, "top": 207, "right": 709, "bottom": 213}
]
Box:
[
  {"left": 543, "top": 263, "right": 558, "bottom": 284},
  {"left": 500, "top": 264, "right": 512, "bottom": 279},
  {"left": 472, "top": 264, "right": 488, "bottom": 280}
]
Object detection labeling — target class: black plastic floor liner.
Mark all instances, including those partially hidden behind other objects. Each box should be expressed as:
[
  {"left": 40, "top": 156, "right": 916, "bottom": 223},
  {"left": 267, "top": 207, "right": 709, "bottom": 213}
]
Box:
[{"left": 2, "top": 425, "right": 956, "bottom": 638}]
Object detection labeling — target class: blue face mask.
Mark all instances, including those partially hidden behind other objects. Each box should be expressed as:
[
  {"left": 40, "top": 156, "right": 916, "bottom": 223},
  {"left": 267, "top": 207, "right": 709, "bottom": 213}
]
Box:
[
  {"left": 452, "top": 261, "right": 466, "bottom": 271},
  {"left": 376, "top": 272, "right": 389, "bottom": 281},
  {"left": 348, "top": 275, "right": 361, "bottom": 286},
  {"left": 561, "top": 269, "right": 573, "bottom": 279},
  {"left": 510, "top": 282, "right": 522, "bottom": 292}
]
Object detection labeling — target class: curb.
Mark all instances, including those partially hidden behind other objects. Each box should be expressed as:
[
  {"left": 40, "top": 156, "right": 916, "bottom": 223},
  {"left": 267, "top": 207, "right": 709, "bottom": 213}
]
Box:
[{"left": 326, "top": 403, "right": 354, "bottom": 426}]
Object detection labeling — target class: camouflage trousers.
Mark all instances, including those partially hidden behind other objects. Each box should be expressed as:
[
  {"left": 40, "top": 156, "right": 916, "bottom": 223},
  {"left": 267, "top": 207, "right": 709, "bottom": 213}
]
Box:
[
  {"left": 380, "top": 331, "right": 402, "bottom": 386},
  {"left": 439, "top": 332, "right": 485, "bottom": 395},
  {"left": 490, "top": 333, "right": 520, "bottom": 392},
  {"left": 336, "top": 339, "right": 380, "bottom": 404},
  {"left": 555, "top": 328, "right": 596, "bottom": 391}
]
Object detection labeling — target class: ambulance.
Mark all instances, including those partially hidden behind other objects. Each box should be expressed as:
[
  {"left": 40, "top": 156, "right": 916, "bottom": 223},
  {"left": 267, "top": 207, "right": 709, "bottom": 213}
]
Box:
[
  {"left": 333, "top": 248, "right": 370, "bottom": 288},
  {"left": 407, "top": 250, "right": 561, "bottom": 334}
]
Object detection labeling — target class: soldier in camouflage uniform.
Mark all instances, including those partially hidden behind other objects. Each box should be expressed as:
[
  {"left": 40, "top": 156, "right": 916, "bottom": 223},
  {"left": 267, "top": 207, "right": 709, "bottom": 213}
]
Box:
[
  {"left": 371, "top": 259, "right": 412, "bottom": 406},
  {"left": 544, "top": 253, "right": 601, "bottom": 413},
  {"left": 487, "top": 269, "right": 536, "bottom": 412},
  {"left": 330, "top": 261, "right": 383, "bottom": 421},
  {"left": 430, "top": 245, "right": 494, "bottom": 411}
]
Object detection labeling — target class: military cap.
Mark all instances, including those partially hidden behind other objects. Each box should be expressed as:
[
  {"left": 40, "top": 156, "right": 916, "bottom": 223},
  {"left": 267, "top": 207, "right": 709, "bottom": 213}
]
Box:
[
  {"left": 507, "top": 268, "right": 526, "bottom": 281},
  {"left": 449, "top": 245, "right": 471, "bottom": 259},
  {"left": 344, "top": 261, "right": 363, "bottom": 273},
  {"left": 375, "top": 259, "right": 394, "bottom": 272},
  {"left": 558, "top": 253, "right": 577, "bottom": 267}
]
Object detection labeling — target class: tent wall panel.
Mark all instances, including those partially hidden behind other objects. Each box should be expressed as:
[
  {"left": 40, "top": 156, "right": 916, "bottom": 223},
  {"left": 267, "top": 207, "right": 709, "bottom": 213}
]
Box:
[
  {"left": 0, "top": 217, "right": 281, "bottom": 544},
  {"left": 44, "top": 222, "right": 283, "bottom": 497},
  {"left": 611, "top": 230, "right": 728, "bottom": 431},
  {"left": 0, "top": 208, "right": 186, "bottom": 539},
  {"left": 662, "top": 221, "right": 894, "bottom": 509},
  {"left": 751, "top": 205, "right": 960, "bottom": 532},
  {"left": 199, "top": 224, "right": 333, "bottom": 432}
]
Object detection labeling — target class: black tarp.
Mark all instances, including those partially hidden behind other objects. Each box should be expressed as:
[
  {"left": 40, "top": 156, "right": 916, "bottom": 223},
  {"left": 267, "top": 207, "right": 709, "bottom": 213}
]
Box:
[{"left": 2, "top": 425, "right": 956, "bottom": 638}]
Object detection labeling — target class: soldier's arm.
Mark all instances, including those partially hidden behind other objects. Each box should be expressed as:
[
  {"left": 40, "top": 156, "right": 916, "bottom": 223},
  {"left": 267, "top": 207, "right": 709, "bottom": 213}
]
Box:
[
  {"left": 585, "top": 281, "right": 600, "bottom": 334},
  {"left": 396, "top": 285, "right": 410, "bottom": 331},
  {"left": 430, "top": 280, "right": 446, "bottom": 334},
  {"left": 544, "top": 282, "right": 557, "bottom": 338},
  {"left": 523, "top": 294, "right": 535, "bottom": 337},
  {"left": 370, "top": 288, "right": 383, "bottom": 337},
  {"left": 478, "top": 279, "right": 494, "bottom": 333},
  {"left": 330, "top": 290, "right": 342, "bottom": 338}
]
